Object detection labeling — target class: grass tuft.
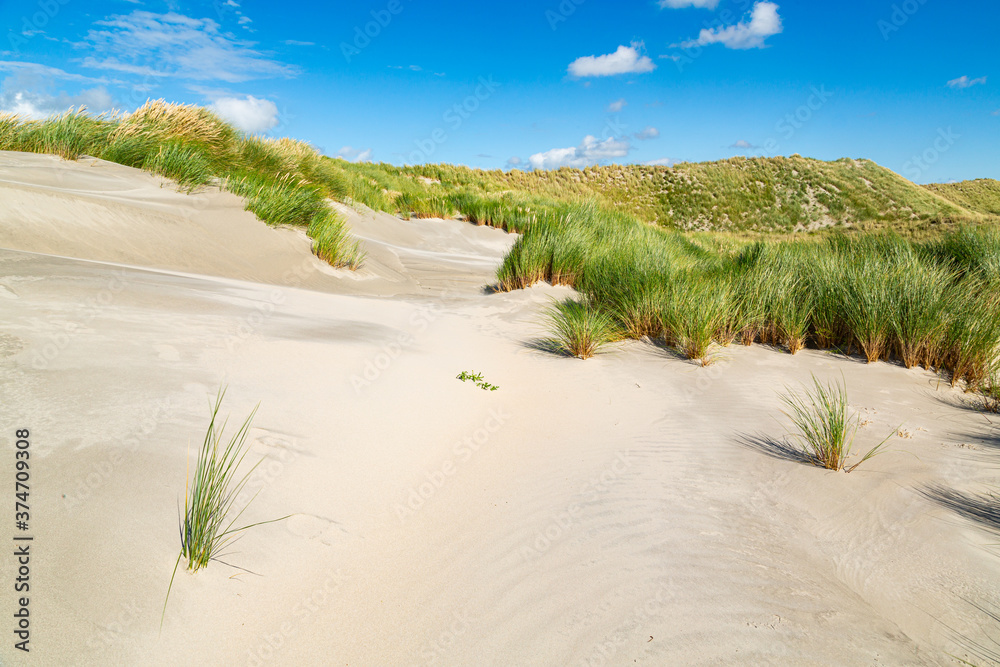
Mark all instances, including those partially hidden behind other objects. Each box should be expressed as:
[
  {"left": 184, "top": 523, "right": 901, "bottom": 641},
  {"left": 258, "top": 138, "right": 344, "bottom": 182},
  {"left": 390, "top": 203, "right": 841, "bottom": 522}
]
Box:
[
  {"left": 142, "top": 141, "right": 214, "bottom": 191},
  {"left": 163, "top": 388, "right": 287, "bottom": 627},
  {"left": 780, "top": 374, "right": 893, "bottom": 472},
  {"left": 308, "top": 208, "right": 366, "bottom": 269},
  {"left": 544, "top": 299, "right": 620, "bottom": 360}
]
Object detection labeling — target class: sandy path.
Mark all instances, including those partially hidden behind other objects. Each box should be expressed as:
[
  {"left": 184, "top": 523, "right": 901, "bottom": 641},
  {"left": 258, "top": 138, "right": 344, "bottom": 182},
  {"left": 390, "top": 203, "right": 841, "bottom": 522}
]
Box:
[{"left": 0, "top": 153, "right": 998, "bottom": 665}]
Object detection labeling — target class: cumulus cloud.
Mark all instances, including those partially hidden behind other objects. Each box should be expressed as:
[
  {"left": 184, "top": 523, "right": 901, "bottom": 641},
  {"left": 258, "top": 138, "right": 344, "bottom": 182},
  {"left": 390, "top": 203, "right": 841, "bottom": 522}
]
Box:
[
  {"left": 0, "top": 88, "right": 114, "bottom": 119},
  {"left": 635, "top": 126, "right": 660, "bottom": 140},
  {"left": 645, "top": 158, "right": 677, "bottom": 167},
  {"left": 607, "top": 98, "right": 627, "bottom": 112},
  {"left": 659, "top": 0, "right": 720, "bottom": 8},
  {"left": 505, "top": 156, "right": 523, "bottom": 170},
  {"left": 0, "top": 61, "right": 115, "bottom": 118},
  {"left": 82, "top": 11, "right": 298, "bottom": 83},
  {"left": 336, "top": 146, "right": 373, "bottom": 162},
  {"left": 568, "top": 43, "right": 655, "bottom": 78},
  {"left": 947, "top": 75, "right": 987, "bottom": 89},
  {"left": 730, "top": 139, "right": 759, "bottom": 149},
  {"left": 529, "top": 135, "right": 632, "bottom": 170},
  {"left": 209, "top": 95, "right": 279, "bottom": 133},
  {"left": 681, "top": 2, "right": 782, "bottom": 50}
]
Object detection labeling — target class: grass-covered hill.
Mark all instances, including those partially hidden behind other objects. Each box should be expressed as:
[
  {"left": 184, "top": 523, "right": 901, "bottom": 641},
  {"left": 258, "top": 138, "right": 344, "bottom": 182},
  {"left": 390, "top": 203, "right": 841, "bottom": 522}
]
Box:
[
  {"left": 924, "top": 178, "right": 1000, "bottom": 217},
  {"left": 325, "top": 156, "right": 998, "bottom": 234}
]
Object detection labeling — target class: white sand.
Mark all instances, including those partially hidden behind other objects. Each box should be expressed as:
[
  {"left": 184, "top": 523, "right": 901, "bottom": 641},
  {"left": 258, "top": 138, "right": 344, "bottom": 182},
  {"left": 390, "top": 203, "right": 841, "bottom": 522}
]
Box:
[{"left": 1, "top": 152, "right": 998, "bottom": 665}]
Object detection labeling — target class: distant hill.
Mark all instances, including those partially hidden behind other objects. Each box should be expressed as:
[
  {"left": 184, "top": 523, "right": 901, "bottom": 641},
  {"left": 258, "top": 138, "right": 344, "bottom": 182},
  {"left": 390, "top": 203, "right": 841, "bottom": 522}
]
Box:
[
  {"left": 924, "top": 178, "right": 1000, "bottom": 217},
  {"left": 341, "top": 156, "right": 991, "bottom": 234}
]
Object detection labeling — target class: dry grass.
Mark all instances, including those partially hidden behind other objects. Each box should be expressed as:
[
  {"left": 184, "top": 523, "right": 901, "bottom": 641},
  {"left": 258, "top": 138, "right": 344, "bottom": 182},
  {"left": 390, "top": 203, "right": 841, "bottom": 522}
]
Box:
[{"left": 110, "top": 100, "right": 234, "bottom": 153}]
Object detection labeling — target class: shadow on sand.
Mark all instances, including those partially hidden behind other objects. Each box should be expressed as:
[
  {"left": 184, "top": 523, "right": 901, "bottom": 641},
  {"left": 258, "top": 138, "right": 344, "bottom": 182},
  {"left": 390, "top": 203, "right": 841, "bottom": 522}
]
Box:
[
  {"left": 521, "top": 337, "right": 572, "bottom": 357},
  {"left": 920, "top": 484, "right": 1000, "bottom": 536},
  {"left": 735, "top": 432, "right": 812, "bottom": 466}
]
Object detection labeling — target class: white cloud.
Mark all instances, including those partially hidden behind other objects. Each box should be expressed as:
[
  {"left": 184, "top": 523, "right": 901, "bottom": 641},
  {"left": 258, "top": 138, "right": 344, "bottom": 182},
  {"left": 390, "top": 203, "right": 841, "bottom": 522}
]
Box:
[
  {"left": 82, "top": 11, "right": 298, "bottom": 83},
  {"left": 0, "top": 61, "right": 111, "bottom": 85},
  {"left": 336, "top": 146, "right": 373, "bottom": 162},
  {"left": 238, "top": 16, "right": 252, "bottom": 25},
  {"left": 568, "top": 43, "right": 655, "bottom": 78},
  {"left": 635, "top": 126, "right": 659, "bottom": 140},
  {"left": 283, "top": 40, "right": 315, "bottom": 46},
  {"left": 730, "top": 139, "right": 759, "bottom": 149},
  {"left": 659, "top": 0, "right": 720, "bottom": 8},
  {"left": 209, "top": 95, "right": 278, "bottom": 133},
  {"left": 0, "top": 60, "right": 115, "bottom": 119},
  {"left": 607, "top": 98, "right": 627, "bottom": 112},
  {"left": 0, "top": 88, "right": 114, "bottom": 119},
  {"left": 645, "top": 158, "right": 677, "bottom": 166},
  {"left": 529, "top": 135, "right": 632, "bottom": 170},
  {"left": 505, "top": 156, "right": 523, "bottom": 170},
  {"left": 682, "top": 2, "right": 782, "bottom": 50},
  {"left": 947, "top": 75, "right": 987, "bottom": 89}
]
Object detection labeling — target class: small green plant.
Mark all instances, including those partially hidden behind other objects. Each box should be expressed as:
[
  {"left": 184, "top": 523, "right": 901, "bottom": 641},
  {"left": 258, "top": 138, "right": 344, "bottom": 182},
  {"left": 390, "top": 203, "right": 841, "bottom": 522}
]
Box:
[
  {"left": 780, "top": 374, "right": 895, "bottom": 472},
  {"left": 544, "top": 298, "right": 620, "bottom": 360},
  {"left": 163, "top": 388, "right": 287, "bottom": 626},
  {"left": 456, "top": 371, "right": 499, "bottom": 391}
]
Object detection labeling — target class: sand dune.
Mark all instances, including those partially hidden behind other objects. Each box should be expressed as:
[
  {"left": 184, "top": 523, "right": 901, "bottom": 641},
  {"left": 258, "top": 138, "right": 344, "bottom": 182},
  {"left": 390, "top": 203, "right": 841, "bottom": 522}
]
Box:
[{"left": 1, "top": 152, "right": 999, "bottom": 665}]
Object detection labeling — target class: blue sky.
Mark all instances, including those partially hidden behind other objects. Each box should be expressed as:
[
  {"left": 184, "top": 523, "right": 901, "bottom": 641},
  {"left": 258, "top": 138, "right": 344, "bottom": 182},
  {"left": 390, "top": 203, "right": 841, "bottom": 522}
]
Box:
[{"left": 1, "top": 0, "right": 996, "bottom": 183}]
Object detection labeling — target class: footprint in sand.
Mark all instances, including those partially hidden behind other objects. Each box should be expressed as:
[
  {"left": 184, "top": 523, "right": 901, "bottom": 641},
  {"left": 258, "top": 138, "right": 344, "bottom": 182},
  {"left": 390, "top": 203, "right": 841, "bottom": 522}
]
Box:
[
  {"left": 287, "top": 514, "right": 348, "bottom": 546},
  {"left": 154, "top": 344, "right": 180, "bottom": 361},
  {"left": 0, "top": 334, "right": 24, "bottom": 358}
]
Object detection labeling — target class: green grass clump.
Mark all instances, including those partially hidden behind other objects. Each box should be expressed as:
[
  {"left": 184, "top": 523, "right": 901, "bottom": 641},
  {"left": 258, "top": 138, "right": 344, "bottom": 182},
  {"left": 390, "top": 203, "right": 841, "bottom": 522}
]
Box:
[
  {"left": 163, "top": 389, "right": 287, "bottom": 626},
  {"left": 142, "top": 141, "right": 214, "bottom": 191},
  {"left": 395, "top": 192, "right": 455, "bottom": 219},
  {"left": 308, "top": 208, "right": 366, "bottom": 269},
  {"left": 544, "top": 299, "right": 620, "bottom": 360},
  {"left": 179, "top": 390, "right": 262, "bottom": 571},
  {"left": 661, "top": 270, "right": 729, "bottom": 364},
  {"left": 23, "top": 108, "right": 110, "bottom": 159},
  {"left": 943, "top": 282, "right": 1000, "bottom": 390},
  {"left": 781, "top": 374, "right": 893, "bottom": 472},
  {"left": 224, "top": 172, "right": 327, "bottom": 227}
]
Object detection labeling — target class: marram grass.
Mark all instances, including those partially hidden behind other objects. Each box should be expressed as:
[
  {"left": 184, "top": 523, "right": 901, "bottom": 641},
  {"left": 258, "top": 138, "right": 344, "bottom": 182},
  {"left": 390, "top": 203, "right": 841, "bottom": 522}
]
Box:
[
  {"left": 780, "top": 374, "right": 894, "bottom": 473},
  {"left": 163, "top": 389, "right": 288, "bottom": 627},
  {"left": 545, "top": 299, "right": 620, "bottom": 360},
  {"left": 0, "top": 102, "right": 366, "bottom": 270}
]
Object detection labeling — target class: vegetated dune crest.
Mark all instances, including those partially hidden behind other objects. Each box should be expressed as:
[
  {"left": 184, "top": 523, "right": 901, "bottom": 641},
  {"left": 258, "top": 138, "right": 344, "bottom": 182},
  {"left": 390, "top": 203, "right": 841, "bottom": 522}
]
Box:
[{"left": 0, "top": 151, "right": 998, "bottom": 665}]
